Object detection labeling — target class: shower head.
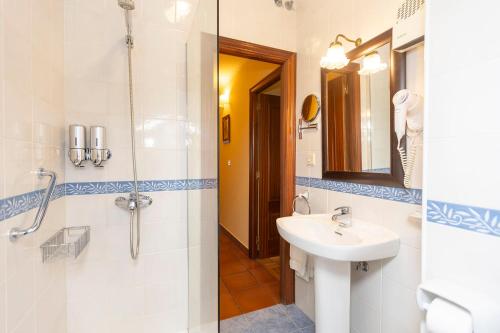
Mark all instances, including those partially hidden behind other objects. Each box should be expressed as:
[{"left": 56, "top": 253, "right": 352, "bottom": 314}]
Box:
[{"left": 118, "top": 0, "right": 135, "bottom": 10}]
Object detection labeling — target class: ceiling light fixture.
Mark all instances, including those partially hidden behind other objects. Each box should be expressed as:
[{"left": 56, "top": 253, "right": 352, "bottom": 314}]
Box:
[{"left": 320, "top": 34, "right": 362, "bottom": 70}]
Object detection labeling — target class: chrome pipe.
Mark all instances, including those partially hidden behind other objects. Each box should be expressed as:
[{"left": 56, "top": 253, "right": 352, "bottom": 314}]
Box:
[{"left": 9, "top": 169, "right": 57, "bottom": 241}]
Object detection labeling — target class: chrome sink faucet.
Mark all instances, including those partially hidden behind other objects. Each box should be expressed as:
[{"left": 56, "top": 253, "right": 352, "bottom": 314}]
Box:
[{"left": 332, "top": 206, "right": 352, "bottom": 228}]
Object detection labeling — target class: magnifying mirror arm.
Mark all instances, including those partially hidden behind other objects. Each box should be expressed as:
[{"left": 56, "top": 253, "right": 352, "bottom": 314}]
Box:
[{"left": 298, "top": 118, "right": 318, "bottom": 140}]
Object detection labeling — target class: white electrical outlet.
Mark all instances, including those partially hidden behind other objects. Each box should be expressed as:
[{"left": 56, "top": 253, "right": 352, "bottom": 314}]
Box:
[{"left": 306, "top": 152, "right": 316, "bottom": 166}]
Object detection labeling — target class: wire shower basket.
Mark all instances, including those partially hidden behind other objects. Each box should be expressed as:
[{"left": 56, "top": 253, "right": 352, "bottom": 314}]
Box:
[{"left": 40, "top": 226, "right": 90, "bottom": 263}]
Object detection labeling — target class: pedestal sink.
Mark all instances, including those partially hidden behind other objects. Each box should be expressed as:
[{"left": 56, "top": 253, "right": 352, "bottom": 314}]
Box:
[{"left": 277, "top": 214, "right": 400, "bottom": 333}]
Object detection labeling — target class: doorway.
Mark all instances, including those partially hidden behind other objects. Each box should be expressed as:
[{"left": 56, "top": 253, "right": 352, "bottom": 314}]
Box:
[
  {"left": 218, "top": 37, "right": 297, "bottom": 320},
  {"left": 249, "top": 68, "right": 282, "bottom": 260}
]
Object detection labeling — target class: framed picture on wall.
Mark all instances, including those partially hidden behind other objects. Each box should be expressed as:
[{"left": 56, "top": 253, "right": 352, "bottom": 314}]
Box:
[{"left": 222, "top": 115, "right": 230, "bottom": 144}]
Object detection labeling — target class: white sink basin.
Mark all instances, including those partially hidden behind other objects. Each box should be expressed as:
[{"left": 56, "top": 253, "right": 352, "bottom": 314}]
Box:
[
  {"left": 277, "top": 214, "right": 400, "bottom": 333},
  {"left": 277, "top": 214, "right": 400, "bottom": 262}
]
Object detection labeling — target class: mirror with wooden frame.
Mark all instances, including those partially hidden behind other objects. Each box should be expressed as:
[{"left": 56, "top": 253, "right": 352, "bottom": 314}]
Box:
[{"left": 321, "top": 29, "right": 406, "bottom": 187}]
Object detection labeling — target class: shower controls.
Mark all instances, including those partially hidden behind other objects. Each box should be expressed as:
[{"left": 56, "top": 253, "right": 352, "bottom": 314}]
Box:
[
  {"left": 115, "top": 193, "right": 153, "bottom": 211},
  {"left": 89, "top": 126, "right": 111, "bottom": 167},
  {"left": 69, "top": 125, "right": 87, "bottom": 167},
  {"left": 68, "top": 125, "right": 112, "bottom": 167}
]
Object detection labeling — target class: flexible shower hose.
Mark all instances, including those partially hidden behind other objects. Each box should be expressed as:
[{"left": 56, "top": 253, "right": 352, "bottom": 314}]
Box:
[{"left": 126, "top": 27, "right": 140, "bottom": 260}]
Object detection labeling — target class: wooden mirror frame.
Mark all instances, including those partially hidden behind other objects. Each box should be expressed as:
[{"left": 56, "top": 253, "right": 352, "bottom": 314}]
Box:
[{"left": 321, "top": 29, "right": 406, "bottom": 187}]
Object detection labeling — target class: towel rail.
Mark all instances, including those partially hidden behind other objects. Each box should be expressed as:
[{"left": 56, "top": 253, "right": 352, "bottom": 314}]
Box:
[
  {"left": 292, "top": 193, "right": 311, "bottom": 215},
  {"left": 9, "top": 168, "right": 57, "bottom": 242}
]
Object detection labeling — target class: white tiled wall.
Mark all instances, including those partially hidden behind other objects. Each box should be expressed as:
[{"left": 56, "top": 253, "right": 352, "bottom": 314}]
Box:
[
  {"left": 0, "top": 0, "right": 67, "bottom": 332},
  {"left": 62, "top": 0, "right": 206, "bottom": 332},
  {"left": 423, "top": 0, "right": 500, "bottom": 302},
  {"left": 294, "top": 1, "right": 423, "bottom": 332},
  {"left": 219, "top": 0, "right": 297, "bottom": 52},
  {"left": 64, "top": 0, "right": 190, "bottom": 183},
  {"left": 1, "top": 0, "right": 66, "bottom": 196},
  {"left": 65, "top": 192, "right": 189, "bottom": 333},
  {"left": 1, "top": 1, "right": 216, "bottom": 332}
]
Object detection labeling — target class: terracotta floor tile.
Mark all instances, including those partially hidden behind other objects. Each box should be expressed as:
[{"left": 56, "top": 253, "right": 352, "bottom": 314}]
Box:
[
  {"left": 220, "top": 233, "right": 232, "bottom": 244},
  {"left": 269, "top": 256, "right": 280, "bottom": 263},
  {"left": 232, "top": 285, "right": 280, "bottom": 313},
  {"left": 220, "top": 293, "right": 242, "bottom": 320},
  {"left": 223, "top": 271, "right": 259, "bottom": 292},
  {"left": 220, "top": 280, "right": 230, "bottom": 295},
  {"left": 249, "top": 267, "right": 278, "bottom": 284},
  {"left": 220, "top": 251, "right": 239, "bottom": 264},
  {"left": 220, "top": 260, "right": 247, "bottom": 277},
  {"left": 220, "top": 242, "right": 238, "bottom": 252},
  {"left": 238, "top": 257, "right": 261, "bottom": 270},
  {"left": 219, "top": 230, "right": 282, "bottom": 319},
  {"left": 263, "top": 281, "right": 280, "bottom": 302},
  {"left": 233, "top": 248, "right": 249, "bottom": 260}
]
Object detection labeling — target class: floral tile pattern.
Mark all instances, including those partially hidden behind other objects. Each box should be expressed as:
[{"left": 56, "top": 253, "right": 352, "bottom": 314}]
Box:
[
  {"left": 65, "top": 179, "right": 217, "bottom": 196},
  {"left": 220, "top": 304, "right": 315, "bottom": 333},
  {"left": 296, "top": 176, "right": 422, "bottom": 205},
  {"left": 427, "top": 200, "right": 500, "bottom": 238},
  {"left": 0, "top": 184, "right": 66, "bottom": 222},
  {"left": 0, "top": 179, "right": 217, "bottom": 222}
]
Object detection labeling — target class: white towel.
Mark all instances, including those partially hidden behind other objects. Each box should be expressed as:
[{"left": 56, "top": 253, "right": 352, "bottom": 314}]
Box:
[{"left": 289, "top": 212, "right": 314, "bottom": 281}]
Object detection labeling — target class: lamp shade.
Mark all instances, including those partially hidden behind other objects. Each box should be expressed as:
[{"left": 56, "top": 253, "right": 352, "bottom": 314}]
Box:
[
  {"left": 320, "top": 43, "right": 349, "bottom": 70},
  {"left": 358, "top": 51, "right": 387, "bottom": 75}
]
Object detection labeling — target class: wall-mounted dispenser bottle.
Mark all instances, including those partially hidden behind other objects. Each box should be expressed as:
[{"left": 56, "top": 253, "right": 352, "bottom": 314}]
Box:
[
  {"left": 90, "top": 126, "right": 111, "bottom": 167},
  {"left": 69, "top": 125, "right": 87, "bottom": 167}
]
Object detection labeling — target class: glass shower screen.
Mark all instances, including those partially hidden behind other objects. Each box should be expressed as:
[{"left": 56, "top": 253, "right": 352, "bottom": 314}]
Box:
[{"left": 186, "top": 0, "right": 219, "bottom": 331}]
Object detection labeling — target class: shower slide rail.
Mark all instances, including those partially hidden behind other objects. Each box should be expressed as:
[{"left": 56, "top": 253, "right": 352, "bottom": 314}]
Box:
[{"left": 9, "top": 168, "right": 57, "bottom": 242}]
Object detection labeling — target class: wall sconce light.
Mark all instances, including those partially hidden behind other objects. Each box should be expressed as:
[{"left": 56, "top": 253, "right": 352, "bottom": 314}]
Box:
[
  {"left": 358, "top": 50, "right": 387, "bottom": 75},
  {"left": 219, "top": 87, "right": 230, "bottom": 106},
  {"left": 320, "top": 34, "right": 362, "bottom": 70}
]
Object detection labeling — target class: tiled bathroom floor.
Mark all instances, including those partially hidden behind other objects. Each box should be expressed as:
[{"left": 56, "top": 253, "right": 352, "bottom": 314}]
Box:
[
  {"left": 220, "top": 232, "right": 281, "bottom": 319},
  {"left": 220, "top": 304, "right": 315, "bottom": 333}
]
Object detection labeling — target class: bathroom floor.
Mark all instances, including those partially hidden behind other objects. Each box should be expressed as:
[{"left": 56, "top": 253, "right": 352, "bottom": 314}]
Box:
[
  {"left": 220, "top": 231, "right": 281, "bottom": 319},
  {"left": 220, "top": 304, "right": 315, "bottom": 333}
]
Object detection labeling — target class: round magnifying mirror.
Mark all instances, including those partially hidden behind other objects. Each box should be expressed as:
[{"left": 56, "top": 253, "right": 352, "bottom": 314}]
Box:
[{"left": 301, "top": 94, "right": 320, "bottom": 122}]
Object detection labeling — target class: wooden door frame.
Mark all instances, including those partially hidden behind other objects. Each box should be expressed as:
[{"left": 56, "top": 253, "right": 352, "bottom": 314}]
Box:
[
  {"left": 249, "top": 68, "right": 281, "bottom": 259},
  {"left": 219, "top": 36, "right": 297, "bottom": 304}
]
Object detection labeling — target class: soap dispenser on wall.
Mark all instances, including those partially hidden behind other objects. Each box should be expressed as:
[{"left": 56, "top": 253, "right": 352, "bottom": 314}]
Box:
[
  {"left": 68, "top": 125, "right": 112, "bottom": 167},
  {"left": 69, "top": 125, "right": 87, "bottom": 167},
  {"left": 89, "top": 126, "right": 111, "bottom": 167}
]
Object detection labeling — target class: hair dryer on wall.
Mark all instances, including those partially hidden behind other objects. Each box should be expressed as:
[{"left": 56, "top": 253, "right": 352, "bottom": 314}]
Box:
[{"left": 393, "top": 89, "right": 423, "bottom": 188}]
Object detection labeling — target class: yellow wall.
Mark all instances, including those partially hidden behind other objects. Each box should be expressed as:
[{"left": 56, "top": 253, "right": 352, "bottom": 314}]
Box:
[{"left": 219, "top": 54, "right": 279, "bottom": 247}]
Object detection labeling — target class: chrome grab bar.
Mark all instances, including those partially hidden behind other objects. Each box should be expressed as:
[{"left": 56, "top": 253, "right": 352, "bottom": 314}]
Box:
[
  {"left": 292, "top": 193, "right": 311, "bottom": 215},
  {"left": 9, "top": 168, "right": 57, "bottom": 242}
]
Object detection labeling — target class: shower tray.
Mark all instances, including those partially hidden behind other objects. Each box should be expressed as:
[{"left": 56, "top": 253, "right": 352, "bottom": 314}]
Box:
[{"left": 40, "top": 226, "right": 90, "bottom": 263}]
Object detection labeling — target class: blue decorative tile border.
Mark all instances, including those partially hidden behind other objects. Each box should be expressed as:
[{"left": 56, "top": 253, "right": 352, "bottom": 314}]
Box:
[
  {"left": 0, "top": 179, "right": 217, "bottom": 222},
  {"left": 296, "top": 176, "right": 422, "bottom": 205},
  {"left": 427, "top": 200, "right": 500, "bottom": 238},
  {"left": 0, "top": 184, "right": 66, "bottom": 223},
  {"left": 65, "top": 179, "right": 217, "bottom": 196}
]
